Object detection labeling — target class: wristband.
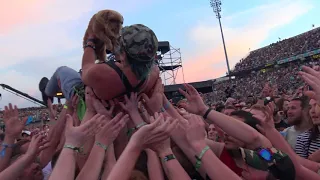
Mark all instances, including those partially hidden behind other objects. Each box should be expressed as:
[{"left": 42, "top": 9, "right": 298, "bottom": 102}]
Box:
[
  {"left": 203, "top": 108, "right": 212, "bottom": 119},
  {"left": 127, "top": 128, "right": 136, "bottom": 137},
  {"left": 162, "top": 154, "right": 176, "bottom": 162},
  {"left": 195, "top": 146, "right": 210, "bottom": 171},
  {"left": 63, "top": 105, "right": 68, "bottom": 109},
  {"left": 127, "top": 122, "right": 147, "bottom": 137},
  {"left": 0, "top": 144, "right": 16, "bottom": 158},
  {"left": 95, "top": 141, "right": 108, "bottom": 151},
  {"left": 84, "top": 44, "right": 96, "bottom": 50},
  {"left": 63, "top": 144, "right": 81, "bottom": 152},
  {"left": 136, "top": 122, "right": 147, "bottom": 129}
]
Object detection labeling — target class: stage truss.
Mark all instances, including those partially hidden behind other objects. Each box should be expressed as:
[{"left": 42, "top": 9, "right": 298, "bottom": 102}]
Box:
[{"left": 157, "top": 46, "right": 185, "bottom": 85}]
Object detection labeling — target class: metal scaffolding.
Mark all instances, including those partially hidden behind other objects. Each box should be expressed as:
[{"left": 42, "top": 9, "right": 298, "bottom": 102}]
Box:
[{"left": 157, "top": 45, "right": 185, "bottom": 85}]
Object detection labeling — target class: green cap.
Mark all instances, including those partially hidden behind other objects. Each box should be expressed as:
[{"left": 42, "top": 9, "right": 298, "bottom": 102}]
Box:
[{"left": 120, "top": 24, "right": 158, "bottom": 63}]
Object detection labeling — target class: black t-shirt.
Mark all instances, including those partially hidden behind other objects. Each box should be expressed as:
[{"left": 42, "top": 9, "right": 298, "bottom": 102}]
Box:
[{"left": 275, "top": 120, "right": 289, "bottom": 131}]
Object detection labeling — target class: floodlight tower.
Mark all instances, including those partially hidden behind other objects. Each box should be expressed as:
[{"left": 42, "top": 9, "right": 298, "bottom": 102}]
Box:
[{"left": 210, "top": 0, "right": 231, "bottom": 75}]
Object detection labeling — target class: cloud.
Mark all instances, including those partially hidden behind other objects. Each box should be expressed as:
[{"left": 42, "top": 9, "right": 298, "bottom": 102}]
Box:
[
  {"left": 0, "top": 70, "right": 41, "bottom": 108},
  {"left": 0, "top": 0, "right": 94, "bottom": 34},
  {"left": 179, "top": 0, "right": 313, "bottom": 83},
  {"left": 0, "top": 0, "right": 156, "bottom": 107}
]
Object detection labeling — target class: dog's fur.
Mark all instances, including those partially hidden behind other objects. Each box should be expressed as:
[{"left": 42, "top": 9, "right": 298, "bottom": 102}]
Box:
[{"left": 83, "top": 10, "right": 123, "bottom": 62}]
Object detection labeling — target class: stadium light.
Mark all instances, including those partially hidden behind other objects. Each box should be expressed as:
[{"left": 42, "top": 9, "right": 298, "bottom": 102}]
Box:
[{"left": 210, "top": 0, "right": 231, "bottom": 76}]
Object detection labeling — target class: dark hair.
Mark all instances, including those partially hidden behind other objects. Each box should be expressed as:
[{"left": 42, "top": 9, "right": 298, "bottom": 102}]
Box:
[
  {"left": 291, "top": 96, "right": 309, "bottom": 109},
  {"left": 215, "top": 104, "right": 225, "bottom": 112},
  {"left": 127, "top": 56, "right": 154, "bottom": 80},
  {"left": 309, "top": 125, "right": 319, "bottom": 142},
  {"left": 231, "top": 110, "right": 261, "bottom": 133},
  {"left": 0, "top": 133, "right": 4, "bottom": 141}
]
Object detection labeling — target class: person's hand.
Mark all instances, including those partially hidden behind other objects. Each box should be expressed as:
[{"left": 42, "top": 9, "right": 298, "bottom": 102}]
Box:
[
  {"left": 95, "top": 112, "right": 129, "bottom": 146},
  {"left": 130, "top": 113, "right": 178, "bottom": 151},
  {"left": 65, "top": 94, "right": 80, "bottom": 113},
  {"left": 178, "top": 84, "right": 208, "bottom": 116},
  {"left": 181, "top": 114, "right": 207, "bottom": 147},
  {"left": 261, "top": 82, "right": 274, "bottom": 98},
  {"left": 85, "top": 86, "right": 97, "bottom": 113},
  {"left": 299, "top": 66, "right": 320, "bottom": 105},
  {"left": 139, "top": 78, "right": 164, "bottom": 114},
  {"left": 47, "top": 99, "right": 57, "bottom": 118},
  {"left": 3, "top": 104, "right": 28, "bottom": 138},
  {"left": 254, "top": 103, "right": 275, "bottom": 134},
  {"left": 64, "top": 113, "right": 103, "bottom": 147},
  {"left": 119, "top": 92, "right": 139, "bottom": 115},
  {"left": 147, "top": 113, "right": 172, "bottom": 156},
  {"left": 26, "top": 133, "right": 50, "bottom": 157},
  {"left": 89, "top": 87, "right": 114, "bottom": 118}
]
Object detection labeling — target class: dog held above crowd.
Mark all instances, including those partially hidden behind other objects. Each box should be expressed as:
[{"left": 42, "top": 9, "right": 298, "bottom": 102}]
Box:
[{"left": 1, "top": 9, "right": 320, "bottom": 180}]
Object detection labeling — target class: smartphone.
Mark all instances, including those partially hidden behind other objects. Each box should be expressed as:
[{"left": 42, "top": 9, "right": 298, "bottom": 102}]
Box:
[
  {"left": 258, "top": 149, "right": 272, "bottom": 162},
  {"left": 264, "top": 97, "right": 273, "bottom": 105}
]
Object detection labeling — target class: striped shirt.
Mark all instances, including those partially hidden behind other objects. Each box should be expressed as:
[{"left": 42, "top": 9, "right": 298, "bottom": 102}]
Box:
[{"left": 295, "top": 130, "right": 320, "bottom": 158}]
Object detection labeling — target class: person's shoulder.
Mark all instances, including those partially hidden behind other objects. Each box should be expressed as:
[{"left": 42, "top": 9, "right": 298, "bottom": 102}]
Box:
[
  {"left": 296, "top": 131, "right": 310, "bottom": 140},
  {"left": 280, "top": 126, "right": 293, "bottom": 137},
  {"left": 282, "top": 126, "right": 292, "bottom": 133}
]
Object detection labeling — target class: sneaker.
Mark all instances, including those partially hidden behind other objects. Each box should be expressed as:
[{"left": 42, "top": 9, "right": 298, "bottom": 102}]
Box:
[{"left": 39, "top": 77, "right": 53, "bottom": 106}]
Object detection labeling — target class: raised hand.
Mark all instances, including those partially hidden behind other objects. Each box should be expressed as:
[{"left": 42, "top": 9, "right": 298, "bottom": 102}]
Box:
[
  {"left": 139, "top": 78, "right": 164, "bottom": 114},
  {"left": 299, "top": 66, "right": 320, "bottom": 105},
  {"left": 87, "top": 87, "right": 114, "bottom": 118},
  {"left": 253, "top": 103, "right": 275, "bottom": 134},
  {"left": 26, "top": 133, "right": 50, "bottom": 157},
  {"left": 95, "top": 113, "right": 129, "bottom": 146},
  {"left": 147, "top": 114, "right": 172, "bottom": 156},
  {"left": 64, "top": 114, "right": 103, "bottom": 147},
  {"left": 181, "top": 114, "right": 207, "bottom": 147},
  {"left": 3, "top": 104, "right": 28, "bottom": 138},
  {"left": 47, "top": 99, "right": 57, "bottom": 118},
  {"left": 85, "top": 86, "right": 97, "bottom": 113},
  {"left": 130, "top": 113, "right": 178, "bottom": 151},
  {"left": 178, "top": 84, "right": 207, "bottom": 116},
  {"left": 119, "top": 92, "right": 139, "bottom": 115}
]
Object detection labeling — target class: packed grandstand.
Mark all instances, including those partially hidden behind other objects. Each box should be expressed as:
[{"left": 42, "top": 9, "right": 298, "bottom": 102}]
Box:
[{"left": 0, "top": 27, "right": 320, "bottom": 127}]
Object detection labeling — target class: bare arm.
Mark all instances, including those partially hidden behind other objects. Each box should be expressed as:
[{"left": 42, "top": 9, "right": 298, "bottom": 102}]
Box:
[
  {"left": 205, "top": 110, "right": 272, "bottom": 148},
  {"left": 101, "top": 144, "right": 116, "bottom": 180},
  {"left": 145, "top": 149, "right": 165, "bottom": 180},
  {"left": 0, "top": 135, "right": 15, "bottom": 172},
  {"left": 309, "top": 150, "right": 320, "bottom": 162},
  {"left": 49, "top": 149, "right": 76, "bottom": 180},
  {"left": 263, "top": 126, "right": 320, "bottom": 179},
  {"left": 75, "top": 110, "right": 96, "bottom": 170},
  {"left": 192, "top": 142, "right": 241, "bottom": 180},
  {"left": 107, "top": 142, "right": 141, "bottom": 180},
  {"left": 39, "top": 108, "right": 67, "bottom": 168},
  {"left": 76, "top": 144, "right": 105, "bottom": 180},
  {"left": 0, "top": 154, "right": 34, "bottom": 180},
  {"left": 157, "top": 148, "right": 190, "bottom": 180}
]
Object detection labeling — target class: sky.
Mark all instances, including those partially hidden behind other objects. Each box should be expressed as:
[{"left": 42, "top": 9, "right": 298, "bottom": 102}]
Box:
[{"left": 0, "top": 0, "right": 320, "bottom": 108}]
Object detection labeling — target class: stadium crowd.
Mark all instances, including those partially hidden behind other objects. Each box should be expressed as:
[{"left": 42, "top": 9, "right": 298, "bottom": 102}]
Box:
[
  {"left": 233, "top": 27, "right": 320, "bottom": 72},
  {"left": 1, "top": 9, "right": 320, "bottom": 180}
]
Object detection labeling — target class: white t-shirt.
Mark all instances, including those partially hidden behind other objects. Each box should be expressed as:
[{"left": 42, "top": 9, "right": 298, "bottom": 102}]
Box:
[
  {"left": 281, "top": 126, "right": 306, "bottom": 150},
  {"left": 42, "top": 161, "right": 52, "bottom": 180}
]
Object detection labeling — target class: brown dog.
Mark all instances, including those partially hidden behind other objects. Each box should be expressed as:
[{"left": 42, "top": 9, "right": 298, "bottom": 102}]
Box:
[{"left": 83, "top": 10, "right": 124, "bottom": 62}]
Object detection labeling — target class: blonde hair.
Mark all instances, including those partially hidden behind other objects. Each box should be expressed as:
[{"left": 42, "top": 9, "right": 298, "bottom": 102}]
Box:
[{"left": 83, "top": 10, "right": 123, "bottom": 62}]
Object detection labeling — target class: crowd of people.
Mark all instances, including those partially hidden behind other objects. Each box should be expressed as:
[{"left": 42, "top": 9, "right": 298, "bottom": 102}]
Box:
[
  {"left": 1, "top": 9, "right": 320, "bottom": 180},
  {"left": 207, "top": 60, "right": 320, "bottom": 105},
  {"left": 233, "top": 27, "right": 320, "bottom": 72}
]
